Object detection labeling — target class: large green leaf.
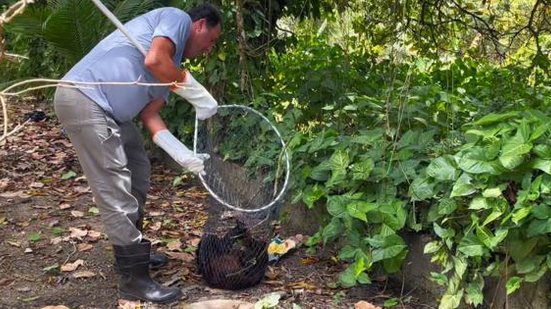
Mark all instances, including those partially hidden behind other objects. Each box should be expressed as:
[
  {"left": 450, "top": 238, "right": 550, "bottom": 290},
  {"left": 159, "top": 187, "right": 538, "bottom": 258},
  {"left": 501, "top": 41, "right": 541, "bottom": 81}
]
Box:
[
  {"left": 499, "top": 132, "right": 532, "bottom": 170},
  {"left": 450, "top": 173, "right": 476, "bottom": 197},
  {"left": 427, "top": 155, "right": 458, "bottom": 181}
]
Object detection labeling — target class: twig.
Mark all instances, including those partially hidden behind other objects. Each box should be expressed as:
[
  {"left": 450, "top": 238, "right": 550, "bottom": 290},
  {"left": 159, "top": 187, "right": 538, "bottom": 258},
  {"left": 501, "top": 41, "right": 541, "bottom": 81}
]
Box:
[{"left": 62, "top": 241, "right": 77, "bottom": 266}]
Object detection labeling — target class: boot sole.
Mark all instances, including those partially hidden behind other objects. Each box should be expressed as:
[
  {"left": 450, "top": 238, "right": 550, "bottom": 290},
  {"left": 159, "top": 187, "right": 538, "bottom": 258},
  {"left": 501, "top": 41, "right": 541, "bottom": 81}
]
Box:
[{"left": 119, "top": 291, "right": 183, "bottom": 304}]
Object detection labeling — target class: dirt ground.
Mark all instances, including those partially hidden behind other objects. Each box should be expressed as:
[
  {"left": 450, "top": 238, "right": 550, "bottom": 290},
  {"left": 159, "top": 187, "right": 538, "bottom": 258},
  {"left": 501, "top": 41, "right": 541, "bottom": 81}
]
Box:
[{"left": 0, "top": 98, "right": 431, "bottom": 309}]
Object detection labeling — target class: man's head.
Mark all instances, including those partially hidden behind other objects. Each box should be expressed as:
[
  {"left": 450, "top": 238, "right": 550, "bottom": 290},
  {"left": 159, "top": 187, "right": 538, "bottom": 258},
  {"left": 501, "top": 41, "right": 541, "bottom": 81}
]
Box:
[{"left": 184, "top": 4, "right": 222, "bottom": 59}]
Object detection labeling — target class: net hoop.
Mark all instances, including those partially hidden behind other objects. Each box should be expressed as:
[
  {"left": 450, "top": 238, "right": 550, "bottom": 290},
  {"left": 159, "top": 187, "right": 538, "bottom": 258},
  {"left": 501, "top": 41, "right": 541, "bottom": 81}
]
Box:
[{"left": 193, "top": 104, "right": 290, "bottom": 213}]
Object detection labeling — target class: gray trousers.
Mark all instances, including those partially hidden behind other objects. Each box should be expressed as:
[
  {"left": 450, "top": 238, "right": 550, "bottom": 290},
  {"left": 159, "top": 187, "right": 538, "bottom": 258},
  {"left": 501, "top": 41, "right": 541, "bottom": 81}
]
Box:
[{"left": 53, "top": 87, "right": 150, "bottom": 246}]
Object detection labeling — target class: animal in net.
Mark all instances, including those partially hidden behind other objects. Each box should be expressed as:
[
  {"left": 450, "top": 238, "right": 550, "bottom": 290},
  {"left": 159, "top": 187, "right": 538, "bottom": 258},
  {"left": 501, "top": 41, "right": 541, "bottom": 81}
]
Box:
[
  {"left": 196, "top": 216, "right": 270, "bottom": 290},
  {"left": 194, "top": 106, "right": 287, "bottom": 289}
]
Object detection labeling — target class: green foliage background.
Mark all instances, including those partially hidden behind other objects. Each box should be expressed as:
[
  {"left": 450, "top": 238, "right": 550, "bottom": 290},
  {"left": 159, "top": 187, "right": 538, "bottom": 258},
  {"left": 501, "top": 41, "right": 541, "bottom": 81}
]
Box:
[{"left": 1, "top": 0, "right": 550, "bottom": 308}]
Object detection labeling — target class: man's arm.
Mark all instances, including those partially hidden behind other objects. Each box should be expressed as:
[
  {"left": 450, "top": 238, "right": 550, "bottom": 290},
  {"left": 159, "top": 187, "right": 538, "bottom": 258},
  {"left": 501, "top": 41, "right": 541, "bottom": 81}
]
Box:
[
  {"left": 140, "top": 99, "right": 208, "bottom": 175},
  {"left": 143, "top": 37, "right": 217, "bottom": 120},
  {"left": 139, "top": 98, "right": 167, "bottom": 135},
  {"left": 144, "top": 37, "right": 183, "bottom": 84}
]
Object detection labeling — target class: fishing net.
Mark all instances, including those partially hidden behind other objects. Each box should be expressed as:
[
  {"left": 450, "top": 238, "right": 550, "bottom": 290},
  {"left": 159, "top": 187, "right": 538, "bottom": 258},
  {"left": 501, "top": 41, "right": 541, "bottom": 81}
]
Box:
[{"left": 193, "top": 105, "right": 290, "bottom": 290}]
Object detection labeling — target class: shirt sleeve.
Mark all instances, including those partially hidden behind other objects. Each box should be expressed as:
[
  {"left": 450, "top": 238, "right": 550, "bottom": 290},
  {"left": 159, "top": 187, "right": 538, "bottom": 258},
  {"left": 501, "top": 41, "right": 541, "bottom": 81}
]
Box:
[{"left": 152, "top": 8, "right": 191, "bottom": 55}]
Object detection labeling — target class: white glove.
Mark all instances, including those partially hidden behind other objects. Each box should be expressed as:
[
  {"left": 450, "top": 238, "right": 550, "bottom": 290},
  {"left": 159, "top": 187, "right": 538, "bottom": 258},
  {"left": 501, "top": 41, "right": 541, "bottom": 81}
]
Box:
[
  {"left": 153, "top": 129, "right": 209, "bottom": 175},
  {"left": 171, "top": 71, "right": 218, "bottom": 120}
]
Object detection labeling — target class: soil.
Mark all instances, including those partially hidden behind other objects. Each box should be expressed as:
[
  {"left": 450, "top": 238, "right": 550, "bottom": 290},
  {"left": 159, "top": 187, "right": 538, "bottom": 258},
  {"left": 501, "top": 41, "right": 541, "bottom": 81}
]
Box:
[{"left": 0, "top": 98, "right": 431, "bottom": 309}]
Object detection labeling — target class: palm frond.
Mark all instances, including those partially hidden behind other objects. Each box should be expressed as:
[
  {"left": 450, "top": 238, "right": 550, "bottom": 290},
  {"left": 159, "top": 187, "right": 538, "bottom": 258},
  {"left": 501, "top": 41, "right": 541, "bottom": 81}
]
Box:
[
  {"left": 42, "top": 0, "right": 105, "bottom": 63},
  {"left": 3, "top": 5, "right": 52, "bottom": 39}
]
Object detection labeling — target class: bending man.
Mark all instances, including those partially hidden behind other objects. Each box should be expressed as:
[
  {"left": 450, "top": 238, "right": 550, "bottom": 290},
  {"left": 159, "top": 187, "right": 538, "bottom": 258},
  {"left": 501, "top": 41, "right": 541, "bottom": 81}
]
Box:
[{"left": 53, "top": 4, "right": 222, "bottom": 304}]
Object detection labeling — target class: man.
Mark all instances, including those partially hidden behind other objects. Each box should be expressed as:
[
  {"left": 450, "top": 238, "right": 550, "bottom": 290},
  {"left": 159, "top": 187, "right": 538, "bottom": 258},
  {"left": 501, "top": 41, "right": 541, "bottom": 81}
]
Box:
[{"left": 53, "top": 4, "right": 222, "bottom": 304}]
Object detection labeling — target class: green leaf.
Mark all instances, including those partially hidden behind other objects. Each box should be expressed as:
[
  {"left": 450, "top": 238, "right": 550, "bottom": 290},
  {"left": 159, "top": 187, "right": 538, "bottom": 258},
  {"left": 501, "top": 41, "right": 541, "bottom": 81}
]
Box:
[
  {"left": 370, "top": 234, "right": 407, "bottom": 262},
  {"left": 473, "top": 112, "right": 518, "bottom": 126},
  {"left": 329, "top": 149, "right": 350, "bottom": 171},
  {"left": 451, "top": 173, "right": 476, "bottom": 197},
  {"left": 254, "top": 293, "right": 281, "bottom": 309},
  {"left": 351, "top": 159, "right": 374, "bottom": 181},
  {"left": 409, "top": 176, "right": 435, "bottom": 201},
  {"left": 438, "top": 198, "right": 458, "bottom": 215},
  {"left": 469, "top": 196, "right": 490, "bottom": 210},
  {"left": 458, "top": 233, "right": 485, "bottom": 257},
  {"left": 339, "top": 265, "right": 357, "bottom": 288},
  {"left": 327, "top": 195, "right": 347, "bottom": 218},
  {"left": 427, "top": 155, "right": 458, "bottom": 181},
  {"left": 506, "top": 277, "right": 523, "bottom": 295},
  {"left": 28, "top": 232, "right": 41, "bottom": 243},
  {"left": 465, "top": 274, "right": 484, "bottom": 306},
  {"left": 482, "top": 187, "right": 502, "bottom": 198},
  {"left": 321, "top": 218, "right": 343, "bottom": 245},
  {"left": 346, "top": 201, "right": 376, "bottom": 222},
  {"left": 439, "top": 289, "right": 464, "bottom": 309},
  {"left": 499, "top": 133, "right": 532, "bottom": 170},
  {"left": 532, "top": 158, "right": 551, "bottom": 175},
  {"left": 303, "top": 185, "right": 325, "bottom": 209},
  {"left": 61, "top": 170, "right": 77, "bottom": 180},
  {"left": 424, "top": 241, "right": 442, "bottom": 254},
  {"left": 526, "top": 219, "right": 551, "bottom": 237}
]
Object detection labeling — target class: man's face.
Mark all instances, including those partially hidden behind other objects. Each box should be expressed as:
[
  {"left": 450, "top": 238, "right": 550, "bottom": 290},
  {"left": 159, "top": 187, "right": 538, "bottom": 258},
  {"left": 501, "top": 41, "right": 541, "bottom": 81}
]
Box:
[{"left": 184, "top": 19, "right": 222, "bottom": 59}]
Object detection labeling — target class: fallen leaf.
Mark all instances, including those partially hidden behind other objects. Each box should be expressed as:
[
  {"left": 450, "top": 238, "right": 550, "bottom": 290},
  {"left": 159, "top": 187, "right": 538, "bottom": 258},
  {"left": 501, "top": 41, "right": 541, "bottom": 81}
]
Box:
[
  {"left": 7, "top": 241, "right": 21, "bottom": 247},
  {"left": 41, "top": 306, "right": 70, "bottom": 309},
  {"left": 87, "top": 230, "right": 102, "bottom": 242},
  {"left": 61, "top": 259, "right": 84, "bottom": 272},
  {"left": 166, "top": 239, "right": 182, "bottom": 251},
  {"left": 58, "top": 203, "right": 72, "bottom": 210},
  {"left": 69, "top": 227, "right": 88, "bottom": 240},
  {"left": 149, "top": 221, "right": 162, "bottom": 231},
  {"left": 72, "top": 271, "right": 96, "bottom": 279},
  {"left": 188, "top": 237, "right": 201, "bottom": 247},
  {"left": 164, "top": 251, "right": 194, "bottom": 262},
  {"left": 29, "top": 182, "right": 44, "bottom": 188},
  {"left": 0, "top": 191, "right": 31, "bottom": 199},
  {"left": 24, "top": 248, "right": 33, "bottom": 253},
  {"left": 78, "top": 243, "right": 93, "bottom": 252},
  {"left": 355, "top": 301, "right": 382, "bottom": 309},
  {"left": 117, "top": 299, "right": 142, "bottom": 309},
  {"left": 50, "top": 237, "right": 63, "bottom": 245},
  {"left": 287, "top": 281, "right": 317, "bottom": 290},
  {"left": 71, "top": 210, "right": 84, "bottom": 218},
  {"left": 0, "top": 278, "right": 14, "bottom": 287}
]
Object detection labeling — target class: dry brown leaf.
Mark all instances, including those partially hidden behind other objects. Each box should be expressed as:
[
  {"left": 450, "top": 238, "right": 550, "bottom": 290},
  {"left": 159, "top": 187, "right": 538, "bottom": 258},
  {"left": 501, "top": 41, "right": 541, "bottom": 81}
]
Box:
[
  {"left": 69, "top": 227, "right": 88, "bottom": 240},
  {"left": 61, "top": 259, "right": 84, "bottom": 272},
  {"left": 355, "top": 301, "right": 382, "bottom": 309},
  {"left": 166, "top": 239, "right": 182, "bottom": 251},
  {"left": 164, "top": 251, "right": 194, "bottom": 262},
  {"left": 78, "top": 243, "right": 94, "bottom": 252},
  {"left": 149, "top": 221, "right": 162, "bottom": 231},
  {"left": 7, "top": 241, "right": 21, "bottom": 247},
  {"left": 117, "top": 299, "right": 143, "bottom": 309},
  {"left": 0, "top": 191, "right": 31, "bottom": 199},
  {"left": 188, "top": 237, "right": 201, "bottom": 247},
  {"left": 50, "top": 237, "right": 63, "bottom": 245},
  {"left": 29, "top": 182, "right": 44, "bottom": 188},
  {"left": 287, "top": 281, "right": 317, "bottom": 290},
  {"left": 72, "top": 271, "right": 96, "bottom": 279},
  {"left": 87, "top": 230, "right": 102, "bottom": 241},
  {"left": 71, "top": 210, "right": 84, "bottom": 218},
  {"left": 40, "top": 306, "right": 70, "bottom": 309},
  {"left": 58, "top": 203, "right": 72, "bottom": 210}
]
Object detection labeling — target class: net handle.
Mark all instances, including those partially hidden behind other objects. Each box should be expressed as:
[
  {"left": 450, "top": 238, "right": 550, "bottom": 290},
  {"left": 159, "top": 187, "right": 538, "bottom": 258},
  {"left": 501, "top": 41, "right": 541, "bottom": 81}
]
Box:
[{"left": 193, "top": 104, "right": 291, "bottom": 213}]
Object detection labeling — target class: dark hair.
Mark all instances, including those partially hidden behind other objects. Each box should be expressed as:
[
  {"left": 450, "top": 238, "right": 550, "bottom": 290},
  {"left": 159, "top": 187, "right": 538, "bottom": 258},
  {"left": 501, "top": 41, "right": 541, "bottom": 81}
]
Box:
[{"left": 187, "top": 4, "right": 222, "bottom": 28}]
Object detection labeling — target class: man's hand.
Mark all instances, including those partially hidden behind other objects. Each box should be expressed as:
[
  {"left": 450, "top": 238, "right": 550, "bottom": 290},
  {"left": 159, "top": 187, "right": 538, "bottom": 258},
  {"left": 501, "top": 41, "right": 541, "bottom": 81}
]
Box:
[
  {"left": 171, "top": 71, "right": 218, "bottom": 120},
  {"left": 153, "top": 129, "right": 209, "bottom": 175}
]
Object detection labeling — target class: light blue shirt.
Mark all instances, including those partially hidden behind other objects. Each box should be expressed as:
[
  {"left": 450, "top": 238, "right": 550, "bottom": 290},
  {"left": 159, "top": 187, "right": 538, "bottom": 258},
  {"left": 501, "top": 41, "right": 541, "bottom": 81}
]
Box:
[{"left": 63, "top": 7, "right": 191, "bottom": 123}]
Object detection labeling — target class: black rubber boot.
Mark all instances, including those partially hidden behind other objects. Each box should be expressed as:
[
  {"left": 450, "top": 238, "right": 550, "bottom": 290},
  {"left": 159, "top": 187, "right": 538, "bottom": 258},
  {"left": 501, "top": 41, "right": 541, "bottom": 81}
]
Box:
[
  {"left": 136, "top": 215, "right": 168, "bottom": 270},
  {"left": 113, "top": 240, "right": 182, "bottom": 303}
]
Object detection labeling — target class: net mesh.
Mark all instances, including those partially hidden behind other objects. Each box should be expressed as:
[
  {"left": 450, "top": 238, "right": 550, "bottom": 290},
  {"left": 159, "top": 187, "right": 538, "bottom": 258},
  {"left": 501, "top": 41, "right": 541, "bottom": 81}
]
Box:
[{"left": 194, "top": 105, "right": 288, "bottom": 290}]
